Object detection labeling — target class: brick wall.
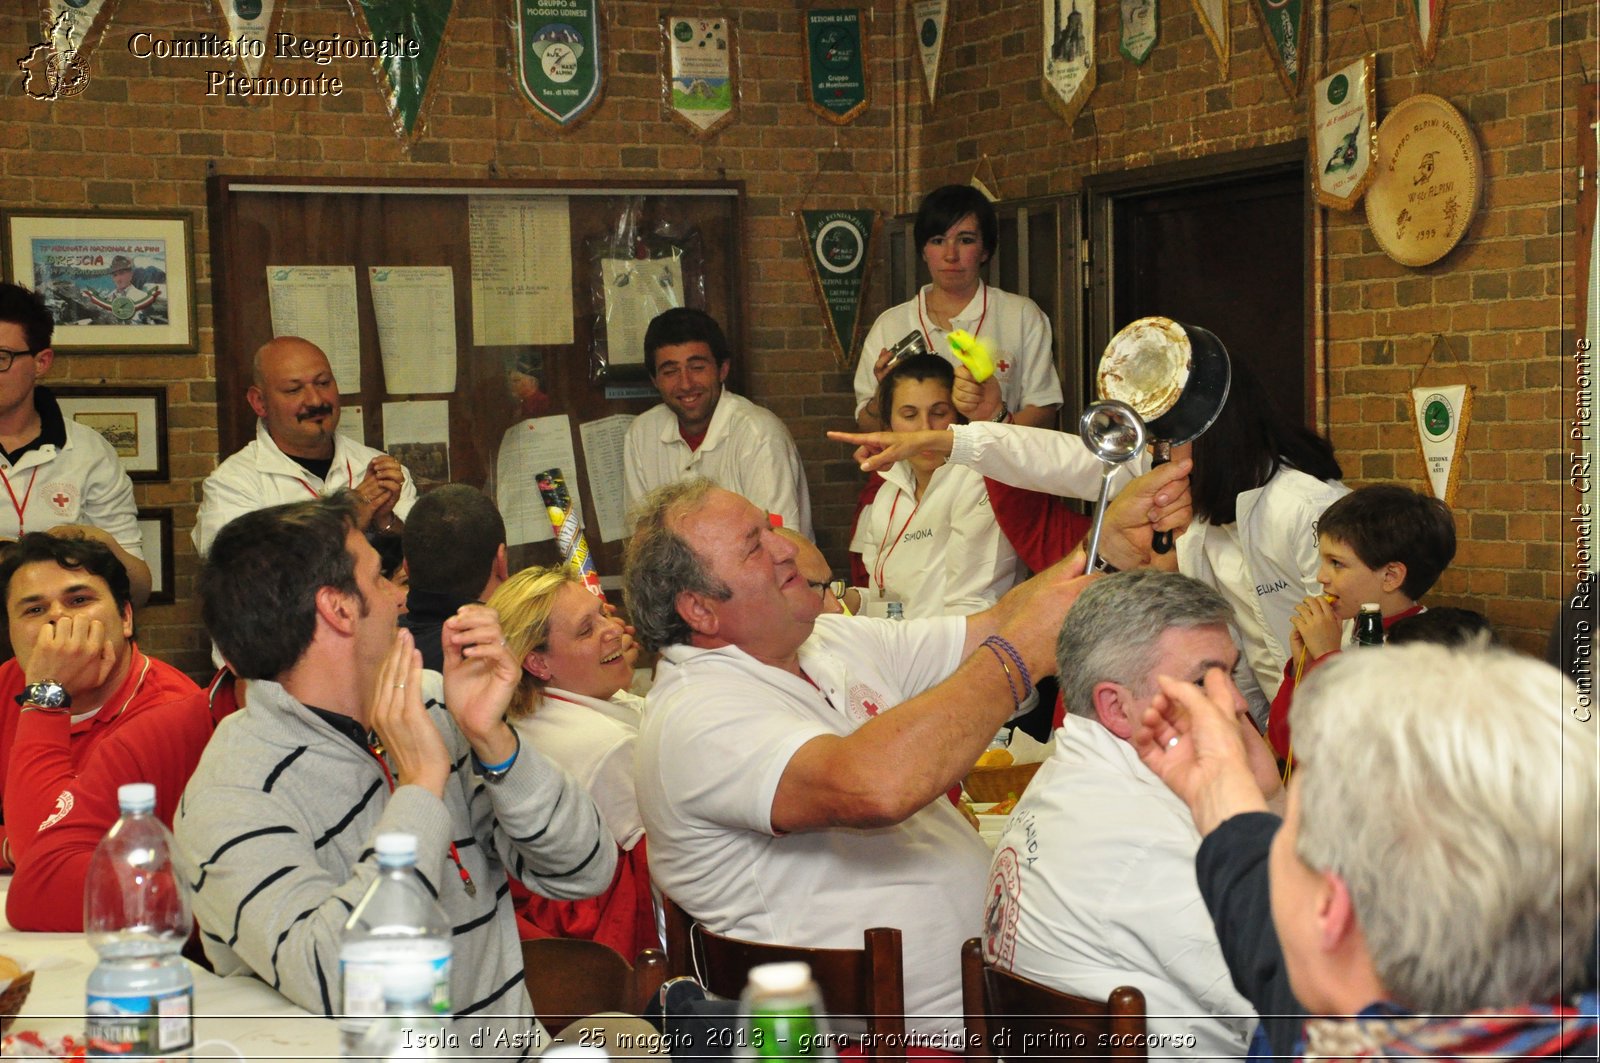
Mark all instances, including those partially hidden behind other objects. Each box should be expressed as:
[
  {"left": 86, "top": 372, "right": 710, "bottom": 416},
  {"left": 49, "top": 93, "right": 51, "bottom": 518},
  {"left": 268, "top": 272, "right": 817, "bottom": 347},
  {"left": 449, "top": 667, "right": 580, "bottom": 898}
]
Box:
[{"left": 1, "top": 0, "right": 1587, "bottom": 672}]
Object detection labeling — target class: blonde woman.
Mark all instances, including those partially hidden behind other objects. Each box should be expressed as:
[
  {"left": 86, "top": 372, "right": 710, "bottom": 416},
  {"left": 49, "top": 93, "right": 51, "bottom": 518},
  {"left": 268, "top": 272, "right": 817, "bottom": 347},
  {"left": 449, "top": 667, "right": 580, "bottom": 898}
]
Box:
[{"left": 490, "top": 566, "right": 656, "bottom": 956}]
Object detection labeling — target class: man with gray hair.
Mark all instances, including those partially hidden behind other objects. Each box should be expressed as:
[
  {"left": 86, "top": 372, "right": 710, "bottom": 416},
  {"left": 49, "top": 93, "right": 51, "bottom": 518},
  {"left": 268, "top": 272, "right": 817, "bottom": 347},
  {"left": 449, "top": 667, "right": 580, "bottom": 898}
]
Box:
[
  {"left": 1135, "top": 642, "right": 1598, "bottom": 1058},
  {"left": 626, "top": 466, "right": 1191, "bottom": 1045},
  {"left": 984, "top": 570, "right": 1279, "bottom": 1058}
]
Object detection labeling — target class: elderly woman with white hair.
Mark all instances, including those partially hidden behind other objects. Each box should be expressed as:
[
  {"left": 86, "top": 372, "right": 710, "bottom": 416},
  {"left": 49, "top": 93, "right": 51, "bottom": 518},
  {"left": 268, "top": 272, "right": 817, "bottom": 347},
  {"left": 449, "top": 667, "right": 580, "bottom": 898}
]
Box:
[{"left": 1134, "top": 642, "right": 1597, "bottom": 1058}]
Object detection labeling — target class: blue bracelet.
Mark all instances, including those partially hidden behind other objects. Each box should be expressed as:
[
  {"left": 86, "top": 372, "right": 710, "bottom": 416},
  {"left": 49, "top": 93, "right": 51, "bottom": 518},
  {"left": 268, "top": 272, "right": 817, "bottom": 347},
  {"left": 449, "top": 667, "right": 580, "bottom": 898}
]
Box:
[{"left": 474, "top": 730, "right": 520, "bottom": 779}]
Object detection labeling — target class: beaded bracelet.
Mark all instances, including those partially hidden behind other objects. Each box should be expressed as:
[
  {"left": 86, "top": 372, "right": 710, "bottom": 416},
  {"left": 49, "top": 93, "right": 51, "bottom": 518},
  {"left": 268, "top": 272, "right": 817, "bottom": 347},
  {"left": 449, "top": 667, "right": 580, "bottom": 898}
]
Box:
[
  {"left": 981, "top": 641, "right": 1022, "bottom": 711},
  {"left": 981, "top": 635, "right": 1035, "bottom": 701}
]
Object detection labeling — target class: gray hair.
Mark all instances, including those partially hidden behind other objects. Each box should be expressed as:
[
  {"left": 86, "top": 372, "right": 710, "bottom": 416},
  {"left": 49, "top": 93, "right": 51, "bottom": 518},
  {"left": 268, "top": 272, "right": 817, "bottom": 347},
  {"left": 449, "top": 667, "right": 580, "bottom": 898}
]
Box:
[
  {"left": 623, "top": 478, "right": 730, "bottom": 652},
  {"left": 1293, "top": 641, "right": 1598, "bottom": 1013},
  {"left": 1056, "top": 570, "right": 1233, "bottom": 719}
]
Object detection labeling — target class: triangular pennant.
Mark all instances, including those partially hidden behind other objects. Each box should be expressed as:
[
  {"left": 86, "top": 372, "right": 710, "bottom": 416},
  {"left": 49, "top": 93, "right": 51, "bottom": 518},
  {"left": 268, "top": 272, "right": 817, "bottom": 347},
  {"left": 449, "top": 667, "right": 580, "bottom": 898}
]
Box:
[
  {"left": 800, "top": 209, "right": 878, "bottom": 368},
  {"left": 910, "top": 0, "right": 949, "bottom": 108},
  {"left": 665, "top": 14, "right": 737, "bottom": 138},
  {"left": 1042, "top": 0, "right": 1095, "bottom": 127},
  {"left": 1248, "top": 0, "right": 1310, "bottom": 98},
  {"left": 348, "top": 0, "right": 457, "bottom": 140},
  {"left": 1411, "top": 383, "right": 1470, "bottom": 506},
  {"left": 514, "top": 0, "right": 605, "bottom": 129},
  {"left": 805, "top": 8, "right": 869, "bottom": 125},
  {"left": 970, "top": 157, "right": 1001, "bottom": 203},
  {"left": 1119, "top": 0, "right": 1158, "bottom": 65},
  {"left": 1191, "top": 0, "right": 1229, "bottom": 78},
  {"left": 1406, "top": 0, "right": 1447, "bottom": 65},
  {"left": 24, "top": 0, "right": 120, "bottom": 100},
  {"left": 1310, "top": 53, "right": 1377, "bottom": 211},
  {"left": 214, "top": 0, "right": 282, "bottom": 77}
]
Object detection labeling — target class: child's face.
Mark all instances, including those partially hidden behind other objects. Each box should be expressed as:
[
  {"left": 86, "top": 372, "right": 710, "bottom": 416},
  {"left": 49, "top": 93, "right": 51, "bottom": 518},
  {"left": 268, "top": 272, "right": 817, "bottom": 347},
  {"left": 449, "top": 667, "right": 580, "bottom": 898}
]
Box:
[{"left": 1315, "top": 536, "right": 1391, "bottom": 620}]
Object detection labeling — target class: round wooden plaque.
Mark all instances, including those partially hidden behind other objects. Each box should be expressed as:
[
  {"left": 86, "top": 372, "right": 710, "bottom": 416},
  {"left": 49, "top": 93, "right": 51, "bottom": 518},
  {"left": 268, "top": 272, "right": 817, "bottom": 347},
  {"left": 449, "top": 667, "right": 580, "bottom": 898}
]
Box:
[{"left": 1364, "top": 94, "right": 1481, "bottom": 267}]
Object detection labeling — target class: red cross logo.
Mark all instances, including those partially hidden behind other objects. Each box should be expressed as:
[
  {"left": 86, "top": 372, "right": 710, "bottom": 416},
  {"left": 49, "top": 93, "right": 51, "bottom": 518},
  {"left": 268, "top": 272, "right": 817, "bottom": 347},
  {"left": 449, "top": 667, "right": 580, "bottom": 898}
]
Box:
[
  {"left": 862, "top": 699, "right": 882, "bottom": 717},
  {"left": 52, "top": 492, "right": 69, "bottom": 509},
  {"left": 996, "top": 359, "right": 1011, "bottom": 373}
]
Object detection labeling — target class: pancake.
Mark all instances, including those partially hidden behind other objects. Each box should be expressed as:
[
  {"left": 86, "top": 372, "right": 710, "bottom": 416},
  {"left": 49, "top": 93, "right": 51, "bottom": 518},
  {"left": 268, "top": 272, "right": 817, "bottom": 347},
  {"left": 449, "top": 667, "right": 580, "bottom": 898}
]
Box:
[{"left": 1097, "top": 316, "right": 1192, "bottom": 421}]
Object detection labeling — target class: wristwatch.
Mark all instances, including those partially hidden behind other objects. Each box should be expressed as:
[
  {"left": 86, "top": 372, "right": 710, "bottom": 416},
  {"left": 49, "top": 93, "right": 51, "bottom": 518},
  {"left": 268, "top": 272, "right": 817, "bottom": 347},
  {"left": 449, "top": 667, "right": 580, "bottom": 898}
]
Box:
[
  {"left": 17, "top": 680, "right": 71, "bottom": 711},
  {"left": 991, "top": 400, "right": 1011, "bottom": 424}
]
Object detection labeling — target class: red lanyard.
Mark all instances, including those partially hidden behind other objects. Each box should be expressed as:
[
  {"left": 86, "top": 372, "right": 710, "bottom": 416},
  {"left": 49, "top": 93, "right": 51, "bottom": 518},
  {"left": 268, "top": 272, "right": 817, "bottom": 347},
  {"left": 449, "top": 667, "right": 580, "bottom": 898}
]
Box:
[
  {"left": 872, "top": 489, "right": 922, "bottom": 594},
  {"left": 363, "top": 739, "right": 476, "bottom": 896},
  {"left": 299, "top": 459, "right": 355, "bottom": 499},
  {"left": 1, "top": 468, "right": 39, "bottom": 537},
  {"left": 917, "top": 281, "right": 989, "bottom": 354}
]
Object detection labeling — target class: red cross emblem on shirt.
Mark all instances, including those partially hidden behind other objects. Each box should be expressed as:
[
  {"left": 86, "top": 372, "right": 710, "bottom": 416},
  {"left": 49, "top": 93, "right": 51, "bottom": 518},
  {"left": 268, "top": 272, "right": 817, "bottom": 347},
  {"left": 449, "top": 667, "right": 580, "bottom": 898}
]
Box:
[
  {"left": 52, "top": 492, "right": 69, "bottom": 509},
  {"left": 996, "top": 359, "right": 1011, "bottom": 373}
]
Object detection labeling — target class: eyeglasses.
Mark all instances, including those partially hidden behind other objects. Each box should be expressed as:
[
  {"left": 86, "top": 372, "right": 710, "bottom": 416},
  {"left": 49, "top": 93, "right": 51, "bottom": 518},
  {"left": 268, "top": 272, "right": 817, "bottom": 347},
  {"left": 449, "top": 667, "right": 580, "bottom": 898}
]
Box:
[
  {"left": 0, "top": 348, "right": 41, "bottom": 373},
  {"left": 805, "top": 579, "right": 847, "bottom": 600}
]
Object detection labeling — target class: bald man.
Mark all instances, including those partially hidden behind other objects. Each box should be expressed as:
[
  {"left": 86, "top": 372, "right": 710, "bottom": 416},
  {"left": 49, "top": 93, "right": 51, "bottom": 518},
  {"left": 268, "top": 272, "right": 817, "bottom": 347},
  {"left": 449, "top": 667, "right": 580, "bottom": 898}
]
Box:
[{"left": 193, "top": 337, "right": 417, "bottom": 555}]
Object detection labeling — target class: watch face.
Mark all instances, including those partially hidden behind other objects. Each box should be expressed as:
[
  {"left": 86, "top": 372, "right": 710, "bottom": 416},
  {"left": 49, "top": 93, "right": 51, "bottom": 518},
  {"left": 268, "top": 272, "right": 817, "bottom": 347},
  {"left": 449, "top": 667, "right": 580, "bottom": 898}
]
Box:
[{"left": 27, "top": 682, "right": 68, "bottom": 708}]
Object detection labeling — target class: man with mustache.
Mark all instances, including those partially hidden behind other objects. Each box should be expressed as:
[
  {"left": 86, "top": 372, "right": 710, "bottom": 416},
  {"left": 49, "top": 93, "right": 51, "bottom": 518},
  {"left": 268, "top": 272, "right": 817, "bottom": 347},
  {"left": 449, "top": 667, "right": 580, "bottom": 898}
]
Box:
[{"left": 193, "top": 336, "right": 417, "bottom": 556}]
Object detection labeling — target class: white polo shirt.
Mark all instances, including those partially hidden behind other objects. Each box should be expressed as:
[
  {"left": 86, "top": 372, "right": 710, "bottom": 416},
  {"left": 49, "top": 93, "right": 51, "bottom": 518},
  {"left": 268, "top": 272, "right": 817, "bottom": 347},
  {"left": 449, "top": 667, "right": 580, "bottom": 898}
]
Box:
[{"left": 515, "top": 687, "right": 644, "bottom": 850}]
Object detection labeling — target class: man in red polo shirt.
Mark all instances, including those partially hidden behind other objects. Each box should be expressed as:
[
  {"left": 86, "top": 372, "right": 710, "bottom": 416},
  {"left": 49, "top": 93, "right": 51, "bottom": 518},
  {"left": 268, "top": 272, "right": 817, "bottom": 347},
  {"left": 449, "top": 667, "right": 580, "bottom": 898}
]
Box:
[{"left": 0, "top": 532, "right": 203, "bottom": 930}]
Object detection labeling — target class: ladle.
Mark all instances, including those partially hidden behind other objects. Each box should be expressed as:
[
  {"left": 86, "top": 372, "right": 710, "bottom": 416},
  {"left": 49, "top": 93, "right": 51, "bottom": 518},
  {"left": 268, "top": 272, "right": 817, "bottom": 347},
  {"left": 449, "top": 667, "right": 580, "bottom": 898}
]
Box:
[{"left": 1078, "top": 399, "right": 1148, "bottom": 570}]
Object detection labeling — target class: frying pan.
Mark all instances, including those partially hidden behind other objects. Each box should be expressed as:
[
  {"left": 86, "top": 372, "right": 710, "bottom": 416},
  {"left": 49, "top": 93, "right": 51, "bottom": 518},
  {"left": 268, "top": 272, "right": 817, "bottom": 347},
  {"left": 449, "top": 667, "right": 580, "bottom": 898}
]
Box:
[{"left": 1097, "top": 317, "right": 1232, "bottom": 553}]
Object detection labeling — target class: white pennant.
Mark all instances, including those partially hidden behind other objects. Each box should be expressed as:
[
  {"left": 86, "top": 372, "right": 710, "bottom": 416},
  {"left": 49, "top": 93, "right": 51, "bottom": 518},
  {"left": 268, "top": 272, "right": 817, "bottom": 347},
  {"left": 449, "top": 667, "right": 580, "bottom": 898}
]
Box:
[{"left": 1411, "top": 384, "right": 1469, "bottom": 505}]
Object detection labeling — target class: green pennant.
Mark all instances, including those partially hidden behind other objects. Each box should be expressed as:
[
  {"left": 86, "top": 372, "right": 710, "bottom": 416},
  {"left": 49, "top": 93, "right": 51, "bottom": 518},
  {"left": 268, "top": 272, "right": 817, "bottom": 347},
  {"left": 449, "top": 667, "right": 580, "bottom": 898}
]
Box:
[
  {"left": 801, "top": 209, "right": 876, "bottom": 367},
  {"left": 350, "top": 0, "right": 455, "bottom": 139},
  {"left": 805, "top": 8, "right": 868, "bottom": 124},
  {"left": 1250, "top": 0, "right": 1309, "bottom": 97},
  {"left": 515, "top": 0, "right": 604, "bottom": 127}
]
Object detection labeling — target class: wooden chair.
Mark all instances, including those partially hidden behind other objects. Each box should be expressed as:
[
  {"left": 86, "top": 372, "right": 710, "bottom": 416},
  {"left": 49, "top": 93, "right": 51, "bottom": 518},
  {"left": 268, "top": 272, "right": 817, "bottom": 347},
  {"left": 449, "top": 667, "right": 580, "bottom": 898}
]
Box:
[
  {"left": 522, "top": 937, "right": 669, "bottom": 1036},
  {"left": 961, "top": 937, "right": 1147, "bottom": 1061},
  {"left": 663, "top": 895, "right": 907, "bottom": 1059}
]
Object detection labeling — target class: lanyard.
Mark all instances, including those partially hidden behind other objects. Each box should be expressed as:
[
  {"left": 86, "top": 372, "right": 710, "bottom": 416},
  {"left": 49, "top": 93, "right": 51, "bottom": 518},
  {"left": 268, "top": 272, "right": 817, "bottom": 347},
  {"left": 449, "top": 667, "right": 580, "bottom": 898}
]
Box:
[
  {"left": 0, "top": 467, "right": 39, "bottom": 537},
  {"left": 298, "top": 459, "right": 355, "bottom": 499},
  {"left": 872, "top": 489, "right": 922, "bottom": 595},
  {"left": 916, "top": 281, "right": 989, "bottom": 354},
  {"left": 363, "top": 737, "right": 476, "bottom": 896}
]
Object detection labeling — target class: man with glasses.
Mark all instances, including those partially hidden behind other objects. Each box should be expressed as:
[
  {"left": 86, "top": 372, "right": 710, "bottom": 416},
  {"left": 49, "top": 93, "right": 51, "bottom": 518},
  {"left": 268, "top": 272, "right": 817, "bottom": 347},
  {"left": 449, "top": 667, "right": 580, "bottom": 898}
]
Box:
[
  {"left": 775, "top": 527, "right": 846, "bottom": 615},
  {"left": 0, "top": 284, "right": 150, "bottom": 605}
]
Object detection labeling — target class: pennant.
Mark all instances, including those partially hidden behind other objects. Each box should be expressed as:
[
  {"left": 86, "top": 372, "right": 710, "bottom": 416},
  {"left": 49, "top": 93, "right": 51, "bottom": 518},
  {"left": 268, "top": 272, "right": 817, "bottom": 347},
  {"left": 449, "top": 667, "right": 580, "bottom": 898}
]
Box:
[
  {"left": 1310, "top": 54, "right": 1377, "bottom": 210},
  {"left": 515, "top": 0, "right": 605, "bottom": 128},
  {"left": 970, "top": 156, "right": 1001, "bottom": 203},
  {"left": 1411, "top": 384, "right": 1470, "bottom": 506},
  {"left": 215, "top": 0, "right": 280, "bottom": 77},
  {"left": 665, "top": 14, "right": 736, "bottom": 137},
  {"left": 1042, "top": 0, "right": 1095, "bottom": 126},
  {"left": 910, "top": 0, "right": 949, "bottom": 108},
  {"left": 1119, "top": 0, "right": 1158, "bottom": 65},
  {"left": 800, "top": 210, "right": 878, "bottom": 368},
  {"left": 1191, "top": 0, "right": 1229, "bottom": 78},
  {"left": 1406, "top": 0, "right": 1447, "bottom": 65},
  {"left": 349, "top": 0, "right": 456, "bottom": 140},
  {"left": 1248, "top": 0, "right": 1310, "bottom": 98},
  {"left": 24, "top": 0, "right": 119, "bottom": 100},
  {"left": 805, "top": 8, "right": 868, "bottom": 124}
]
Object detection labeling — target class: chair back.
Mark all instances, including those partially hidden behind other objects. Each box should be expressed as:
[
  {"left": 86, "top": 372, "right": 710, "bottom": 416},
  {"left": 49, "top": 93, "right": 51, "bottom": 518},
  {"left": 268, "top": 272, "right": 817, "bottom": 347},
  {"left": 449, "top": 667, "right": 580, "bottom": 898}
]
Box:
[
  {"left": 961, "top": 937, "right": 1147, "bottom": 1061},
  {"left": 523, "top": 937, "right": 669, "bottom": 1036},
  {"left": 663, "top": 895, "right": 907, "bottom": 1059}
]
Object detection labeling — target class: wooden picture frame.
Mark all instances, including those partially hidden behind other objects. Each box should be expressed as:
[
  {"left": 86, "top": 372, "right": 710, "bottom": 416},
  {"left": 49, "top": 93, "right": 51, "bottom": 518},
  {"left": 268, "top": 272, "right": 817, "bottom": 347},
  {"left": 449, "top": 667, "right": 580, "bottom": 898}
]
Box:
[
  {"left": 2, "top": 209, "right": 198, "bottom": 352},
  {"left": 136, "top": 507, "right": 175, "bottom": 606},
  {"left": 52, "top": 385, "right": 169, "bottom": 481}
]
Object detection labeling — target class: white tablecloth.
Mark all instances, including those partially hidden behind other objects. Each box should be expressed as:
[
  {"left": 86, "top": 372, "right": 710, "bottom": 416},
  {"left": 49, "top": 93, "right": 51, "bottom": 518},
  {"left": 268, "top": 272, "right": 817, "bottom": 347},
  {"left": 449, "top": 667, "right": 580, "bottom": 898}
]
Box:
[{"left": 1, "top": 881, "right": 339, "bottom": 1059}]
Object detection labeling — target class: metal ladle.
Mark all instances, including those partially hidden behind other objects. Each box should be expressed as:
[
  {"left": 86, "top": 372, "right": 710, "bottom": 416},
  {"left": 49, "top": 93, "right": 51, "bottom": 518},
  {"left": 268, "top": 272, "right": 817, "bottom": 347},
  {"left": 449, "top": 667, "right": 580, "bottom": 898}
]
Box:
[{"left": 1079, "top": 400, "right": 1148, "bottom": 570}]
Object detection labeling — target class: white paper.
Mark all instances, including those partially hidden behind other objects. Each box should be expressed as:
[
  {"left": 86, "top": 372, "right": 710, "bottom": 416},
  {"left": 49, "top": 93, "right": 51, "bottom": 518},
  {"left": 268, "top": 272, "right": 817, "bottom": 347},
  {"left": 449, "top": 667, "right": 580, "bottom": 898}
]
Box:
[
  {"left": 496, "top": 415, "right": 580, "bottom": 546},
  {"left": 266, "top": 265, "right": 362, "bottom": 393},
  {"left": 369, "top": 266, "right": 458, "bottom": 394},
  {"left": 579, "top": 413, "right": 636, "bottom": 543},
  {"left": 601, "top": 256, "right": 683, "bottom": 367},
  {"left": 338, "top": 404, "right": 366, "bottom": 446},
  {"left": 382, "top": 399, "right": 451, "bottom": 485},
  {"left": 468, "top": 197, "right": 575, "bottom": 346}
]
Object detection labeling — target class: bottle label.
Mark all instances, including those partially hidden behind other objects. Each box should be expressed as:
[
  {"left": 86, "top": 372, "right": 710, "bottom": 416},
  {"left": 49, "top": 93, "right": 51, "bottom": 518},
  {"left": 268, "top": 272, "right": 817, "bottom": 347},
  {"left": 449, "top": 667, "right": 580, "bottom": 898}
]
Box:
[
  {"left": 87, "top": 982, "right": 194, "bottom": 1056},
  {"left": 339, "top": 945, "right": 451, "bottom": 1038}
]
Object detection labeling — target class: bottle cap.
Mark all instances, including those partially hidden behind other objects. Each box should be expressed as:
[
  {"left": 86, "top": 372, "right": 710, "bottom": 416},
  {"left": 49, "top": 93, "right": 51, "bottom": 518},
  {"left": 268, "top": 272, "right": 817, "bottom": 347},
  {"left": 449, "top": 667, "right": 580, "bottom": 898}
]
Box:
[
  {"left": 374, "top": 832, "right": 418, "bottom": 866},
  {"left": 117, "top": 782, "right": 156, "bottom": 813},
  {"left": 1360, "top": 602, "right": 1381, "bottom": 613},
  {"left": 380, "top": 962, "right": 438, "bottom": 1005},
  {"left": 747, "top": 961, "right": 813, "bottom": 995}
]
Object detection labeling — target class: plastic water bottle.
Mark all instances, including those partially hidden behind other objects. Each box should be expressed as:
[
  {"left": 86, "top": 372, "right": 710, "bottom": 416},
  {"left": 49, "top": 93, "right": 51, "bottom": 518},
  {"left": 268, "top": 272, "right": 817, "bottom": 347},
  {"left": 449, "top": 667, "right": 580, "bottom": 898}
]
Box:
[
  {"left": 1355, "top": 603, "right": 1384, "bottom": 647},
  {"left": 739, "top": 961, "right": 836, "bottom": 1060},
  {"left": 352, "top": 962, "right": 446, "bottom": 1060},
  {"left": 885, "top": 601, "right": 905, "bottom": 622},
  {"left": 339, "top": 833, "right": 452, "bottom": 1056},
  {"left": 83, "top": 782, "right": 194, "bottom": 1060}
]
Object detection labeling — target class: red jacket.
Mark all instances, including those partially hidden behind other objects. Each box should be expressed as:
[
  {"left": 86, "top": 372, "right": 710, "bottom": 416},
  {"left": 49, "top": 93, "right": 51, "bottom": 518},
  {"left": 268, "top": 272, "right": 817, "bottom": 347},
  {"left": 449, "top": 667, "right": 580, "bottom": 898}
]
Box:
[
  {"left": 0, "top": 648, "right": 205, "bottom": 931},
  {"left": 511, "top": 838, "right": 659, "bottom": 959}
]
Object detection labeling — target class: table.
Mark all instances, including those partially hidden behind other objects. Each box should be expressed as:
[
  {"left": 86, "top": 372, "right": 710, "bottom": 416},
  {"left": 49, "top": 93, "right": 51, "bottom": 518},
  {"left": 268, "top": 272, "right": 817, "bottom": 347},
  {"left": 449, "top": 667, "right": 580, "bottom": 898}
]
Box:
[{"left": 1, "top": 882, "right": 339, "bottom": 1059}]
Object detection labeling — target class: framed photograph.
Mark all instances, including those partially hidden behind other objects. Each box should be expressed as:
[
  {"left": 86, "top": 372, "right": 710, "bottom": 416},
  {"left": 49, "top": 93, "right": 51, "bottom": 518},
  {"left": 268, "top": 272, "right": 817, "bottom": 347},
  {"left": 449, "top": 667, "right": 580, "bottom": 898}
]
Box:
[
  {"left": 53, "top": 386, "right": 169, "bottom": 481},
  {"left": 136, "top": 507, "right": 175, "bottom": 606},
  {"left": 2, "top": 210, "right": 198, "bottom": 352}
]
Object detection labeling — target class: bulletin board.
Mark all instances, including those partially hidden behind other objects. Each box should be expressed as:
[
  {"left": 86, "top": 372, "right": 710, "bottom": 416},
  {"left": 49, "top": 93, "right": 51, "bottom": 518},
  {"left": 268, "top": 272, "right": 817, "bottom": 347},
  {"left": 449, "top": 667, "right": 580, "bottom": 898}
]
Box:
[{"left": 207, "top": 176, "right": 746, "bottom": 584}]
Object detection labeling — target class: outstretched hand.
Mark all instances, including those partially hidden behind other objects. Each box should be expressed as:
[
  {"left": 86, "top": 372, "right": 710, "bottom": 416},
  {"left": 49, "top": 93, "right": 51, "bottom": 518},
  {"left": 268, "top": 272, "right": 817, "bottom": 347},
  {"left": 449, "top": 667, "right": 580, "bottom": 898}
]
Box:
[
  {"left": 1096, "top": 459, "right": 1193, "bottom": 571},
  {"left": 827, "top": 428, "right": 955, "bottom": 473}
]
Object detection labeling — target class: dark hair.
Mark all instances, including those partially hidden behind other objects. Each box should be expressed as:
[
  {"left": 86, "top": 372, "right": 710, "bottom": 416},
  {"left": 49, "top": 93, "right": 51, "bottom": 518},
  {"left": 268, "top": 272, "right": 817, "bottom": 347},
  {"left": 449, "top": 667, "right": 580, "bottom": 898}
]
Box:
[
  {"left": 1387, "top": 607, "right": 1495, "bottom": 648},
  {"left": 0, "top": 532, "right": 132, "bottom": 629},
  {"left": 402, "top": 484, "right": 506, "bottom": 601},
  {"left": 1317, "top": 484, "right": 1456, "bottom": 600},
  {"left": 643, "top": 308, "right": 731, "bottom": 376},
  {"left": 0, "top": 283, "right": 53, "bottom": 353},
  {"left": 201, "top": 494, "right": 360, "bottom": 680},
  {"left": 1191, "top": 354, "right": 1342, "bottom": 524},
  {"left": 913, "top": 185, "right": 997, "bottom": 257},
  {"left": 875, "top": 353, "right": 957, "bottom": 431}
]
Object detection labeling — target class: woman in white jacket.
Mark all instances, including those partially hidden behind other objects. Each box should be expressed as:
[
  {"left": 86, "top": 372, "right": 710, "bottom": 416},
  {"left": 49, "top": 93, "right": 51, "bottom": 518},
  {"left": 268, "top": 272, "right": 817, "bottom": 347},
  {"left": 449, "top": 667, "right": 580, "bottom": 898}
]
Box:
[{"left": 849, "top": 353, "right": 1025, "bottom": 619}]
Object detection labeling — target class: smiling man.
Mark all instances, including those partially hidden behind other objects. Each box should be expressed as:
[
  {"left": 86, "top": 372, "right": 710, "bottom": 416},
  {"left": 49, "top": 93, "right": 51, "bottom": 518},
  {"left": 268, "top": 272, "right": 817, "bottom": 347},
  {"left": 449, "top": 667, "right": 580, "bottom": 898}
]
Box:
[
  {"left": 192, "top": 336, "right": 417, "bottom": 556},
  {"left": 622, "top": 308, "right": 811, "bottom": 536},
  {"left": 0, "top": 532, "right": 203, "bottom": 929}
]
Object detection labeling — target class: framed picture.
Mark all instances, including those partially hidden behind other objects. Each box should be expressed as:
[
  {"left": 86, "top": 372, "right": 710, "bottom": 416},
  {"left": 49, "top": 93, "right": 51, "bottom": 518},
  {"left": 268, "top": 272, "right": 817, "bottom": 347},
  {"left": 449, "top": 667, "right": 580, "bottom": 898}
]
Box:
[
  {"left": 53, "top": 386, "right": 169, "bottom": 481},
  {"left": 2, "top": 210, "right": 198, "bottom": 352},
  {"left": 136, "top": 508, "right": 174, "bottom": 606}
]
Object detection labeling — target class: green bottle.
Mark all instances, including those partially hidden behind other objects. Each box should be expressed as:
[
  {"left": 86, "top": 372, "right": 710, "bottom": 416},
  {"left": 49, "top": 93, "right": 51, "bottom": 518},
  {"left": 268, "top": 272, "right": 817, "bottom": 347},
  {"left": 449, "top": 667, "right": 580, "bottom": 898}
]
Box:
[
  {"left": 1355, "top": 603, "right": 1384, "bottom": 647},
  {"left": 739, "top": 962, "right": 836, "bottom": 1061}
]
